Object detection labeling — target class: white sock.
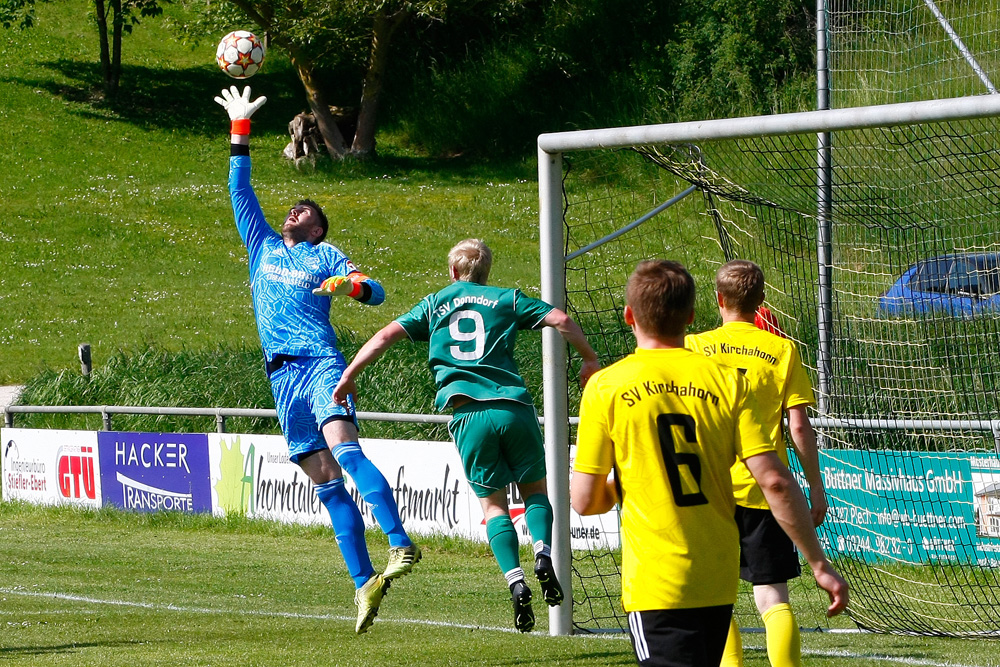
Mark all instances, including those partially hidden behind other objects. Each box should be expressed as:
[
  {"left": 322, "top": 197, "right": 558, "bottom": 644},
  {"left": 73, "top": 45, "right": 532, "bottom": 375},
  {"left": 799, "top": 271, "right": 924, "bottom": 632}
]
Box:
[{"left": 504, "top": 568, "right": 526, "bottom": 587}]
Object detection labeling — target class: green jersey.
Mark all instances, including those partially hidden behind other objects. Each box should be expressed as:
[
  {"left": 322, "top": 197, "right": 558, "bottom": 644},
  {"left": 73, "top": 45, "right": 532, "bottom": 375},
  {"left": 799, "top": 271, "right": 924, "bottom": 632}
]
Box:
[{"left": 395, "top": 280, "right": 554, "bottom": 410}]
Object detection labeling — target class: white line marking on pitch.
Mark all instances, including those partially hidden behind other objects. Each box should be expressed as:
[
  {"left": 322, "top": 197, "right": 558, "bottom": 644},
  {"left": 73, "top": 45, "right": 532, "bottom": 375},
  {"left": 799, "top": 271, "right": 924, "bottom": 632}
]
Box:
[
  {"left": 735, "top": 644, "right": 985, "bottom": 667},
  {"left": 789, "top": 647, "right": 985, "bottom": 667},
  {"left": 0, "top": 587, "right": 519, "bottom": 634},
  {"left": 0, "top": 587, "right": 991, "bottom": 665}
]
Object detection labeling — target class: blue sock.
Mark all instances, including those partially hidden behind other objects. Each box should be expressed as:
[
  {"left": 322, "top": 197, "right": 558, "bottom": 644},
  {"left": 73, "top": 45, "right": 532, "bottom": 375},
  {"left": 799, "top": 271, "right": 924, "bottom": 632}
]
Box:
[
  {"left": 333, "top": 442, "right": 411, "bottom": 549},
  {"left": 314, "top": 478, "right": 374, "bottom": 588}
]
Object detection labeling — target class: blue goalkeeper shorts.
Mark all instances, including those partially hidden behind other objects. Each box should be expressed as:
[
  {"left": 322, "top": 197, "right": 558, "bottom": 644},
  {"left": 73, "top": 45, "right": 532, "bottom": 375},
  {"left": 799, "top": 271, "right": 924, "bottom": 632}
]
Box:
[{"left": 269, "top": 354, "right": 357, "bottom": 463}]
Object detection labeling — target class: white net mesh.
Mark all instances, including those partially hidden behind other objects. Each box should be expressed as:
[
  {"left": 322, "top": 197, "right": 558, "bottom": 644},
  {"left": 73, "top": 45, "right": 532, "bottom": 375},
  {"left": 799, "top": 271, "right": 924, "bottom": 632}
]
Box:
[
  {"left": 565, "top": 115, "right": 1000, "bottom": 636},
  {"left": 828, "top": 0, "right": 1000, "bottom": 103},
  {"left": 561, "top": 0, "right": 1000, "bottom": 636}
]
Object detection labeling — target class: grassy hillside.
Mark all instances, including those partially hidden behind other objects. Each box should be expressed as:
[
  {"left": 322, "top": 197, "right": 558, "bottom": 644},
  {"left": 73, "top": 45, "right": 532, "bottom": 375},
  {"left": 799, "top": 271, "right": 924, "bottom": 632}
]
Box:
[
  {"left": 0, "top": 0, "right": 549, "bottom": 385},
  {"left": 1, "top": 0, "right": 758, "bottom": 421}
]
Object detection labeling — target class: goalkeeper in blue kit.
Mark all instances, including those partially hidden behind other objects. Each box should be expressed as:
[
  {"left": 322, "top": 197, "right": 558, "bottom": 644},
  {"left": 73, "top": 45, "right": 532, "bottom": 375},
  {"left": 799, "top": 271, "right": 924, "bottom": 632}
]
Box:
[
  {"left": 215, "top": 86, "right": 419, "bottom": 634},
  {"left": 334, "top": 238, "right": 601, "bottom": 632}
]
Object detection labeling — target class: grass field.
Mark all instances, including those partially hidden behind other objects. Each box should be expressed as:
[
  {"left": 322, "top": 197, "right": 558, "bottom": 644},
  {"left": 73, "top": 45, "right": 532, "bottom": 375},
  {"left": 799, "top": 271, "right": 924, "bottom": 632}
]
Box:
[
  {"left": 0, "top": 0, "right": 550, "bottom": 384},
  {"left": 6, "top": 1, "right": 1000, "bottom": 664},
  {"left": 1, "top": 502, "right": 996, "bottom": 667}
]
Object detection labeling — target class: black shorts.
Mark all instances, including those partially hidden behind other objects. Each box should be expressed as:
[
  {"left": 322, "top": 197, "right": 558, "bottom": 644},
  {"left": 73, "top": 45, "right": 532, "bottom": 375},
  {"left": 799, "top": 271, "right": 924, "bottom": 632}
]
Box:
[
  {"left": 736, "top": 505, "right": 802, "bottom": 585},
  {"left": 627, "top": 605, "right": 733, "bottom": 667}
]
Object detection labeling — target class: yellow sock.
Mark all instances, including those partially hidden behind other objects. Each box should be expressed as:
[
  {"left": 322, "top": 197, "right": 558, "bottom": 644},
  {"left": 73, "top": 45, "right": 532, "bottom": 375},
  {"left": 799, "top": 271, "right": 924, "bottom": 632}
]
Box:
[
  {"left": 720, "top": 616, "right": 743, "bottom": 667},
  {"left": 762, "top": 603, "right": 800, "bottom": 667}
]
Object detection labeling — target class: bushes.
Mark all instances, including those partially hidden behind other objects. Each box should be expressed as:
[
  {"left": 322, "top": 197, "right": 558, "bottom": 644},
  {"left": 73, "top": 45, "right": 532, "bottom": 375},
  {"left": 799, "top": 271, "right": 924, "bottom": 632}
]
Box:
[{"left": 383, "top": 0, "right": 817, "bottom": 158}]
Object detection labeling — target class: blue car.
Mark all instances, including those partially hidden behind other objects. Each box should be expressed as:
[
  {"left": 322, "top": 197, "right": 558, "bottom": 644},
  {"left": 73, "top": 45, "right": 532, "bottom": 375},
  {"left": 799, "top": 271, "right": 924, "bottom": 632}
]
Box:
[{"left": 879, "top": 253, "right": 1000, "bottom": 316}]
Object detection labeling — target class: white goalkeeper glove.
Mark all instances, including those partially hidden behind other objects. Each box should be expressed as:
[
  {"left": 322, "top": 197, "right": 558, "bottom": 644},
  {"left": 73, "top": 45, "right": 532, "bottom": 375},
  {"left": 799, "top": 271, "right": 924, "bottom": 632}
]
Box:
[{"left": 214, "top": 86, "right": 266, "bottom": 135}]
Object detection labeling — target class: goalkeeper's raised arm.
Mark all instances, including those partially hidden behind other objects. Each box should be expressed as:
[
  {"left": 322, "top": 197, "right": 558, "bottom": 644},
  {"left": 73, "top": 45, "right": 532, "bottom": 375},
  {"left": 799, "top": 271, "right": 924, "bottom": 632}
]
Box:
[{"left": 213, "top": 86, "right": 415, "bottom": 636}]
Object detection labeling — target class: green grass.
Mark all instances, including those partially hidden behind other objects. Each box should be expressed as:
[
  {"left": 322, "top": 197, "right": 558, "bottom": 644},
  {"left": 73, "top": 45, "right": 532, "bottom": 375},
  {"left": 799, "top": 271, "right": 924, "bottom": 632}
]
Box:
[
  {"left": 0, "top": 502, "right": 629, "bottom": 666},
  {"left": 7, "top": 1, "right": 1000, "bottom": 662},
  {"left": 7, "top": 331, "right": 556, "bottom": 441},
  {"left": 0, "top": 0, "right": 545, "bottom": 384},
  {"left": 0, "top": 502, "right": 995, "bottom": 667}
]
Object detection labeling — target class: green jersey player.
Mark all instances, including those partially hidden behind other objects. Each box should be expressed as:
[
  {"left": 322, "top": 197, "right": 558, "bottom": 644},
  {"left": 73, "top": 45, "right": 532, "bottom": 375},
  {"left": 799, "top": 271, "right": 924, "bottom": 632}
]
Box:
[{"left": 334, "top": 239, "right": 600, "bottom": 632}]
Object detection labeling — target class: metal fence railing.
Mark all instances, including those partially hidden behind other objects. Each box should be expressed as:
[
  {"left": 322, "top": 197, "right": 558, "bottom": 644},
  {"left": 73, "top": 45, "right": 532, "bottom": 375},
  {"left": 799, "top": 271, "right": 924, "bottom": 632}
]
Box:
[
  {"left": 2, "top": 405, "right": 452, "bottom": 433},
  {"left": 2, "top": 406, "right": 565, "bottom": 432}
]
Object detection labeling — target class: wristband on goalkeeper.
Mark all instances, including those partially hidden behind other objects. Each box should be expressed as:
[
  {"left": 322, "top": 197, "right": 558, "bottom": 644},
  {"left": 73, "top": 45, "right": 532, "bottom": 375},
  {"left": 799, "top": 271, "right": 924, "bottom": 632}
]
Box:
[{"left": 231, "top": 119, "right": 251, "bottom": 135}]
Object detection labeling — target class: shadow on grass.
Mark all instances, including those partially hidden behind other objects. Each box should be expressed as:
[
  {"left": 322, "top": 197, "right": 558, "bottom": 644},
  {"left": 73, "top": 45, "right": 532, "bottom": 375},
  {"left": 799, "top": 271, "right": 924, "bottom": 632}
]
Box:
[
  {"left": 2, "top": 58, "right": 537, "bottom": 182},
  {"left": 0, "top": 640, "right": 154, "bottom": 656},
  {"left": 3, "top": 58, "right": 304, "bottom": 137}
]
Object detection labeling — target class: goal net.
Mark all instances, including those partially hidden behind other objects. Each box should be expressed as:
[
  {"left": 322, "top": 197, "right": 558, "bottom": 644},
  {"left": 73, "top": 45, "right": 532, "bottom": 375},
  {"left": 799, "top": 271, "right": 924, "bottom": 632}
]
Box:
[{"left": 540, "top": 95, "right": 1000, "bottom": 636}]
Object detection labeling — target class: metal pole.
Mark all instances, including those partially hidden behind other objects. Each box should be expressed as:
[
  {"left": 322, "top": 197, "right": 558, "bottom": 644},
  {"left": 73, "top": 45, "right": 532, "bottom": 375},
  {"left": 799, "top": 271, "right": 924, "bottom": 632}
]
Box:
[
  {"left": 565, "top": 185, "right": 698, "bottom": 262},
  {"left": 538, "top": 143, "right": 573, "bottom": 636},
  {"left": 537, "top": 95, "right": 1000, "bottom": 154},
  {"left": 816, "top": 0, "right": 833, "bottom": 417},
  {"left": 923, "top": 0, "right": 998, "bottom": 94}
]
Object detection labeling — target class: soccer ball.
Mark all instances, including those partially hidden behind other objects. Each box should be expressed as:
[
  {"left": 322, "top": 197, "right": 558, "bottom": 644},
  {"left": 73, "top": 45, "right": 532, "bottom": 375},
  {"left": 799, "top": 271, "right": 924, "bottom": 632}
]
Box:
[{"left": 216, "top": 30, "right": 265, "bottom": 79}]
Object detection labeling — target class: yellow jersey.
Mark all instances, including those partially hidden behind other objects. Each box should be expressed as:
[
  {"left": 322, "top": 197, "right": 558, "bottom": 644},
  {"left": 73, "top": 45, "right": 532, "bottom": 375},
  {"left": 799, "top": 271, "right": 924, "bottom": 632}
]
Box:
[
  {"left": 574, "top": 347, "right": 773, "bottom": 612},
  {"left": 685, "top": 321, "right": 815, "bottom": 509}
]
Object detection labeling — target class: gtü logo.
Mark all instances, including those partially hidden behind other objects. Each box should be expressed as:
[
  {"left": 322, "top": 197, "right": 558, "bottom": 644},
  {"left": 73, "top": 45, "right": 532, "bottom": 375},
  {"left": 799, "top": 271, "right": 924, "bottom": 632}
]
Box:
[{"left": 58, "top": 446, "right": 97, "bottom": 500}]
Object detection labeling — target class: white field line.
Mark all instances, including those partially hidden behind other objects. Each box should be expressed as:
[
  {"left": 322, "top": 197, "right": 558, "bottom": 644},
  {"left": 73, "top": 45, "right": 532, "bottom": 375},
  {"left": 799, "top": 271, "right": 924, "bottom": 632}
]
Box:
[
  {"left": 787, "top": 648, "right": 988, "bottom": 667},
  {"left": 0, "top": 587, "right": 518, "bottom": 634},
  {"left": 0, "top": 587, "right": 991, "bottom": 665}
]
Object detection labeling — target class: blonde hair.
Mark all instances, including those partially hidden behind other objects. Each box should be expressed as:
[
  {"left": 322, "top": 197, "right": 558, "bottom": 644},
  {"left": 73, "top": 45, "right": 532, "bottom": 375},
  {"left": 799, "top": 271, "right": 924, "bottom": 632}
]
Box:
[
  {"left": 715, "top": 260, "right": 765, "bottom": 314},
  {"left": 448, "top": 239, "right": 493, "bottom": 283}
]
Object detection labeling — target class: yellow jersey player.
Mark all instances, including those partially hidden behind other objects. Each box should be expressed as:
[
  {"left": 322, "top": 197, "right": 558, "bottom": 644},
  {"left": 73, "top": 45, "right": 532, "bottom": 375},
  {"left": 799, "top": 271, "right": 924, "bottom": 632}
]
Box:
[
  {"left": 571, "top": 260, "right": 846, "bottom": 667},
  {"left": 686, "top": 260, "right": 826, "bottom": 667}
]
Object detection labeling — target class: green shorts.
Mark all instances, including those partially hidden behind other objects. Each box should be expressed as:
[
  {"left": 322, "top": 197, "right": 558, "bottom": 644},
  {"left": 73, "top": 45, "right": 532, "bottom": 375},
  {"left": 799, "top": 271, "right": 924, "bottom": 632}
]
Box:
[{"left": 448, "top": 400, "right": 546, "bottom": 498}]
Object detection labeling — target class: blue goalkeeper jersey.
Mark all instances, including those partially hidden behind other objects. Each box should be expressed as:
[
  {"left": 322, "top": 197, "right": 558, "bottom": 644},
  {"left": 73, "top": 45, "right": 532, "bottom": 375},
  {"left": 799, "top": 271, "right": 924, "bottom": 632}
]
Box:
[{"left": 228, "top": 154, "right": 384, "bottom": 361}]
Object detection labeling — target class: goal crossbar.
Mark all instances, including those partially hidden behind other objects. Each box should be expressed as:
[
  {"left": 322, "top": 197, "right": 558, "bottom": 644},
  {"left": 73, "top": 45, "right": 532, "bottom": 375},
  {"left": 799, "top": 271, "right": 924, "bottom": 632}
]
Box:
[{"left": 538, "top": 94, "right": 1000, "bottom": 153}]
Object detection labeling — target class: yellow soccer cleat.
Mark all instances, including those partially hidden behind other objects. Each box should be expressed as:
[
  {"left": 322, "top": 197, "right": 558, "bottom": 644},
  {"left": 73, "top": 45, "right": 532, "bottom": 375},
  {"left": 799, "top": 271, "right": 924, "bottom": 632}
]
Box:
[
  {"left": 383, "top": 543, "right": 422, "bottom": 580},
  {"left": 354, "top": 574, "right": 390, "bottom": 634}
]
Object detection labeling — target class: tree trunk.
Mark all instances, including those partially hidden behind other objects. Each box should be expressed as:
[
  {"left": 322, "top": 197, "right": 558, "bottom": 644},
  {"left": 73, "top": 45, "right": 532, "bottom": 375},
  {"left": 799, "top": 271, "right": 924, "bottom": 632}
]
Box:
[
  {"left": 351, "top": 8, "right": 410, "bottom": 159},
  {"left": 109, "top": 0, "right": 123, "bottom": 97},
  {"left": 288, "top": 46, "right": 348, "bottom": 159},
  {"left": 94, "top": 0, "right": 113, "bottom": 97}
]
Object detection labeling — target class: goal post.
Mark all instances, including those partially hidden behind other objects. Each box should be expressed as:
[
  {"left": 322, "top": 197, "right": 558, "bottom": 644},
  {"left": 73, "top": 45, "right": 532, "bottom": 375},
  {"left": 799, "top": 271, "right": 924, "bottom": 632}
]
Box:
[
  {"left": 538, "top": 93, "right": 1000, "bottom": 636},
  {"left": 538, "top": 145, "right": 573, "bottom": 636}
]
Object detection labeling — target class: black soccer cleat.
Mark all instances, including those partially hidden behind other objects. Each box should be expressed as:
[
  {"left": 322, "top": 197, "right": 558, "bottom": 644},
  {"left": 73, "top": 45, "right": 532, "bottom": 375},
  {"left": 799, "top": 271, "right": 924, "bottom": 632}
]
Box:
[
  {"left": 534, "top": 555, "right": 564, "bottom": 606},
  {"left": 510, "top": 579, "right": 535, "bottom": 633}
]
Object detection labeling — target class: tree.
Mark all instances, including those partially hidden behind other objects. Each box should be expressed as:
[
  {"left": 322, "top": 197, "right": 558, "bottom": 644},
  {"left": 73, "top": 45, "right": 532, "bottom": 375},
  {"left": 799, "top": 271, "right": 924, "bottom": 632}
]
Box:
[
  {"left": 222, "top": 0, "right": 450, "bottom": 160},
  {"left": 0, "top": 0, "right": 166, "bottom": 99}
]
